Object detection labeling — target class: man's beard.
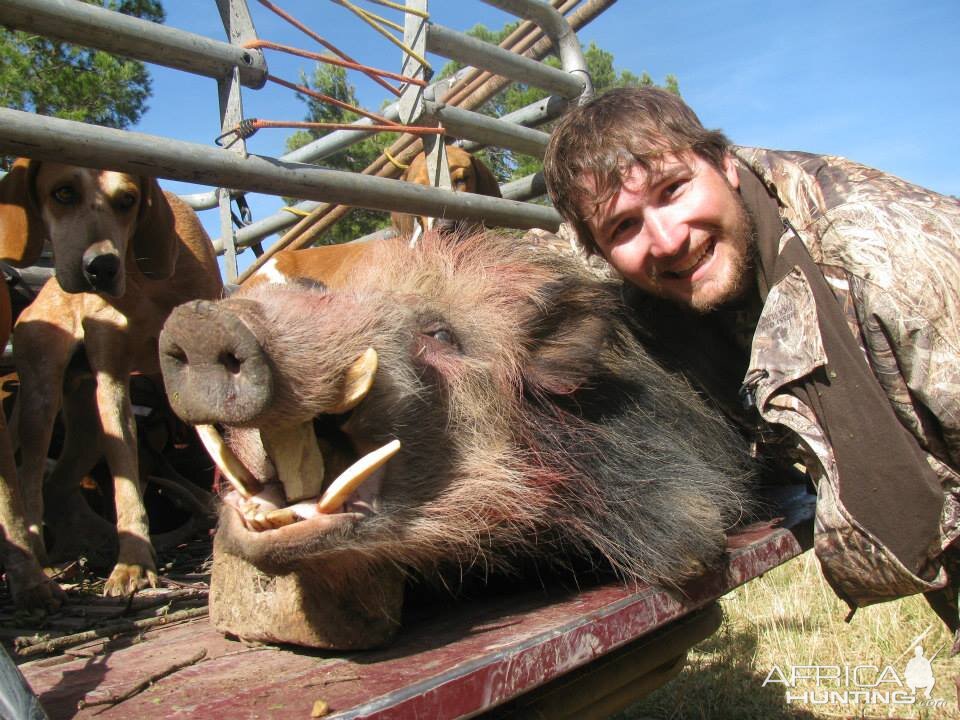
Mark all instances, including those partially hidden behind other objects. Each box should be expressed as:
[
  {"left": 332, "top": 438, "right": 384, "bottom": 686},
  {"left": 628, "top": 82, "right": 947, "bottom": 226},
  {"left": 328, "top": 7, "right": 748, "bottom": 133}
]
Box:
[{"left": 688, "top": 191, "right": 757, "bottom": 314}]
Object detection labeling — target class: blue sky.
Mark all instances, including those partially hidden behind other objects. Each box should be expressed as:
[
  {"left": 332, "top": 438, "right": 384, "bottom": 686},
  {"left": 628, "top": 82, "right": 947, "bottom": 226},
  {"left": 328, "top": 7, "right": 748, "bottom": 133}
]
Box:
[{"left": 137, "top": 1, "right": 960, "bottom": 252}]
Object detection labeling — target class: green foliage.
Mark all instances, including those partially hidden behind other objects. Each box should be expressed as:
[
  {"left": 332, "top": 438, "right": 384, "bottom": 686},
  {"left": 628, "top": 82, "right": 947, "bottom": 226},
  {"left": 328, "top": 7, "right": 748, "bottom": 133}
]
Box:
[
  {"left": 0, "top": 0, "right": 164, "bottom": 133},
  {"left": 284, "top": 64, "right": 393, "bottom": 245}
]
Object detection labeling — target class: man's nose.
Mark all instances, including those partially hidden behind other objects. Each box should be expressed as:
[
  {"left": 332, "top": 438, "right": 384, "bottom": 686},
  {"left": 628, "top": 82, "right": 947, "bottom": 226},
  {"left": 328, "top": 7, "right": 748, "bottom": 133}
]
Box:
[{"left": 644, "top": 210, "right": 687, "bottom": 258}]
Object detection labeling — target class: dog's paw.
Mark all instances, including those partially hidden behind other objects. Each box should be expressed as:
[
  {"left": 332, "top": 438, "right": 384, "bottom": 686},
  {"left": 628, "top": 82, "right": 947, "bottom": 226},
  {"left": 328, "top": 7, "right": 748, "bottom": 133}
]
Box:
[
  {"left": 9, "top": 568, "right": 67, "bottom": 613},
  {"left": 103, "top": 562, "right": 159, "bottom": 597}
]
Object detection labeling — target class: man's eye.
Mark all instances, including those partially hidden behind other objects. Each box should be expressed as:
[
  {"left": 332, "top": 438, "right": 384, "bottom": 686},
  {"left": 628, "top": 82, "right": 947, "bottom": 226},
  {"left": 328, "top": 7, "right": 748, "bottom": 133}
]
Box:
[
  {"left": 662, "top": 180, "right": 686, "bottom": 200},
  {"left": 613, "top": 217, "right": 641, "bottom": 238},
  {"left": 52, "top": 186, "right": 79, "bottom": 204}
]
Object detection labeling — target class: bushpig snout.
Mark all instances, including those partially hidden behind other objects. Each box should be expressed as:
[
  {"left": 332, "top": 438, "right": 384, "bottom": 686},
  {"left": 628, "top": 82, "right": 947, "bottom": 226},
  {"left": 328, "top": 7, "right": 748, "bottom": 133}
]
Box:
[{"left": 159, "top": 299, "right": 274, "bottom": 426}]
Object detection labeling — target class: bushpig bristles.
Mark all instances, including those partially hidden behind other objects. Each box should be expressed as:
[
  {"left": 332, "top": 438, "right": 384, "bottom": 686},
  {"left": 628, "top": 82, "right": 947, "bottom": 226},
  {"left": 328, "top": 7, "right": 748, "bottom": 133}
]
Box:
[{"left": 159, "top": 231, "right": 755, "bottom": 648}]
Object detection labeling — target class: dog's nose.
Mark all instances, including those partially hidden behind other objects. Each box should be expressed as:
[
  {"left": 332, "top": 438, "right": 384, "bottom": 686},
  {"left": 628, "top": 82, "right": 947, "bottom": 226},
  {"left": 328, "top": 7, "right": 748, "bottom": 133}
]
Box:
[{"left": 84, "top": 253, "right": 121, "bottom": 289}]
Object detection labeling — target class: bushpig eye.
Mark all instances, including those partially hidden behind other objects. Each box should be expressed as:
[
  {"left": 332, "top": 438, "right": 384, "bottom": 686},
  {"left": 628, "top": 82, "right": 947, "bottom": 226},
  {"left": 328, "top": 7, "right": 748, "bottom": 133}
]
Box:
[{"left": 423, "top": 324, "right": 460, "bottom": 350}]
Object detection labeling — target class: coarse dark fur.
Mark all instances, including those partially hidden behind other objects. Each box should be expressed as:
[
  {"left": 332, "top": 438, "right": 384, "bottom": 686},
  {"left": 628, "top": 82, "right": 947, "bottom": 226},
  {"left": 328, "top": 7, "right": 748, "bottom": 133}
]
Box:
[{"left": 162, "top": 232, "right": 754, "bottom": 590}]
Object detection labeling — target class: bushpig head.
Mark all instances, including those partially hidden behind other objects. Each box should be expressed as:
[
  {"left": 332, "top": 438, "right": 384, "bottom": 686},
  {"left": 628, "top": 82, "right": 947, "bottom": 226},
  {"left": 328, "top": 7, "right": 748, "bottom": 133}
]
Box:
[{"left": 159, "top": 233, "right": 753, "bottom": 649}]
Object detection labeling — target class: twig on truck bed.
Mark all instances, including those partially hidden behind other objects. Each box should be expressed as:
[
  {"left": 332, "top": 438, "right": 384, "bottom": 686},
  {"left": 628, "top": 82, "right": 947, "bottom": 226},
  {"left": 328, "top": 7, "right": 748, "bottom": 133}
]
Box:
[
  {"left": 77, "top": 648, "right": 208, "bottom": 712},
  {"left": 14, "top": 606, "right": 209, "bottom": 659}
]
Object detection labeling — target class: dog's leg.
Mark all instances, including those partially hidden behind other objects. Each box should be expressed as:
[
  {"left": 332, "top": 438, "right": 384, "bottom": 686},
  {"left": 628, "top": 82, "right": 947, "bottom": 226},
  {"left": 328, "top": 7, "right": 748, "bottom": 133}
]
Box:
[
  {"left": 86, "top": 328, "right": 158, "bottom": 596},
  {"left": 0, "top": 407, "right": 64, "bottom": 611},
  {"left": 12, "top": 316, "right": 75, "bottom": 566},
  {"left": 43, "top": 374, "right": 117, "bottom": 568}
]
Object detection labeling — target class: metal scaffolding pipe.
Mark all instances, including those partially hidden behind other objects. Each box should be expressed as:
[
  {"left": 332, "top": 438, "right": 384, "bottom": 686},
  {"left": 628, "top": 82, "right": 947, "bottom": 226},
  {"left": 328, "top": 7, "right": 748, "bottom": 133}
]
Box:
[
  {"left": 0, "top": 0, "right": 267, "bottom": 88},
  {"left": 214, "top": 201, "right": 325, "bottom": 254},
  {"left": 427, "top": 24, "right": 585, "bottom": 99},
  {"left": 199, "top": 90, "right": 564, "bottom": 232},
  {"left": 0, "top": 109, "right": 560, "bottom": 232},
  {"left": 214, "top": 168, "right": 549, "bottom": 253},
  {"left": 457, "top": 94, "right": 567, "bottom": 154},
  {"left": 501, "top": 172, "right": 547, "bottom": 201},
  {"left": 481, "top": 0, "right": 594, "bottom": 102},
  {"left": 182, "top": 103, "right": 404, "bottom": 210},
  {"left": 424, "top": 102, "right": 551, "bottom": 158}
]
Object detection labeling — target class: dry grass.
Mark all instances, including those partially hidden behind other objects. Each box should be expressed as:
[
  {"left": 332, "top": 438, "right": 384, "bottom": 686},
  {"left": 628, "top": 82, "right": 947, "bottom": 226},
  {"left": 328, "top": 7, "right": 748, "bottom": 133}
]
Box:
[{"left": 616, "top": 550, "right": 960, "bottom": 719}]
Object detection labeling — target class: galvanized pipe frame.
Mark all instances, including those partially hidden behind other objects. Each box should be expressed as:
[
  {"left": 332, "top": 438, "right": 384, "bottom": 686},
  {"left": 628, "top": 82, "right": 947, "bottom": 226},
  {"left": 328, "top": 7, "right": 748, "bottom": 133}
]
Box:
[
  {"left": 423, "top": 101, "right": 551, "bottom": 158},
  {"left": 481, "top": 0, "right": 593, "bottom": 101},
  {"left": 0, "top": 0, "right": 590, "bottom": 256},
  {"left": 215, "top": 0, "right": 260, "bottom": 280},
  {"left": 426, "top": 24, "right": 585, "bottom": 100},
  {"left": 0, "top": 108, "right": 562, "bottom": 232},
  {"left": 210, "top": 93, "right": 565, "bottom": 253},
  {"left": 0, "top": 0, "right": 267, "bottom": 88},
  {"left": 211, "top": 170, "right": 547, "bottom": 255}
]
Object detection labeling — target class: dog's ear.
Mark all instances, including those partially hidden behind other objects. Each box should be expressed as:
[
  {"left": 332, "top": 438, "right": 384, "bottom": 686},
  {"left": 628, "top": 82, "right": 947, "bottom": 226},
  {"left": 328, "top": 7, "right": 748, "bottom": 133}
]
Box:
[
  {"left": 390, "top": 211, "right": 416, "bottom": 237},
  {"left": 400, "top": 152, "right": 426, "bottom": 184},
  {"left": 132, "top": 178, "right": 179, "bottom": 280},
  {"left": 0, "top": 158, "right": 46, "bottom": 268},
  {"left": 470, "top": 155, "right": 502, "bottom": 199}
]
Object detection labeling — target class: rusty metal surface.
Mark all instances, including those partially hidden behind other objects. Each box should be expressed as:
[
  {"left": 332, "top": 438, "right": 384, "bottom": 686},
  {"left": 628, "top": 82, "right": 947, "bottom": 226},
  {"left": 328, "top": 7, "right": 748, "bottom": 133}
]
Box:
[{"left": 19, "top": 523, "right": 804, "bottom": 720}]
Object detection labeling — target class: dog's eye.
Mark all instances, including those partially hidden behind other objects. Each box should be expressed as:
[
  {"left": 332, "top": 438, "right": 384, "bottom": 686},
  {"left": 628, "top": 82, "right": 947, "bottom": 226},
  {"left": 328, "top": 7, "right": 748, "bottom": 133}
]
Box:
[
  {"left": 52, "top": 186, "right": 79, "bottom": 205},
  {"left": 116, "top": 192, "right": 138, "bottom": 210}
]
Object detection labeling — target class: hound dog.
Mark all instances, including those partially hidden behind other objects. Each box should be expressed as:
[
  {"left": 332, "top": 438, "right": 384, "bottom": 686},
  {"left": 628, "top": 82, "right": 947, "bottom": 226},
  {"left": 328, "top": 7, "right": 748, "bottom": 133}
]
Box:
[
  {"left": 0, "top": 158, "right": 222, "bottom": 600},
  {"left": 390, "top": 144, "right": 502, "bottom": 239}
]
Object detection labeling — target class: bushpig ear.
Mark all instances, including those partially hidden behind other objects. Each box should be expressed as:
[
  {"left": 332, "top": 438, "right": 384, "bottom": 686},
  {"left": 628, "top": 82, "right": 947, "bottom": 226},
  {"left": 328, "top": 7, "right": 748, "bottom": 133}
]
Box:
[
  {"left": 0, "top": 158, "right": 46, "bottom": 268},
  {"left": 470, "top": 154, "right": 502, "bottom": 198},
  {"left": 524, "top": 279, "right": 615, "bottom": 395},
  {"left": 132, "top": 179, "right": 179, "bottom": 280}
]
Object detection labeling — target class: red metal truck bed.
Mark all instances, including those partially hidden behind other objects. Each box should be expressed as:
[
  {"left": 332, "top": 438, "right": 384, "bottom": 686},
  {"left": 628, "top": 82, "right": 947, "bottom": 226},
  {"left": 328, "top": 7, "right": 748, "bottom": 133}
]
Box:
[{"left": 19, "top": 520, "right": 806, "bottom": 720}]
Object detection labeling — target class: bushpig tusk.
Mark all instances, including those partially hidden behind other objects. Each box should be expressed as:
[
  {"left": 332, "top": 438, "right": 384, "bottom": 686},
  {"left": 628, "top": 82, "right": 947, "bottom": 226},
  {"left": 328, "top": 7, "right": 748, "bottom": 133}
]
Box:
[
  {"left": 196, "top": 424, "right": 262, "bottom": 499},
  {"left": 317, "top": 438, "right": 401, "bottom": 514},
  {"left": 329, "top": 347, "right": 378, "bottom": 414},
  {"left": 260, "top": 423, "right": 326, "bottom": 503}
]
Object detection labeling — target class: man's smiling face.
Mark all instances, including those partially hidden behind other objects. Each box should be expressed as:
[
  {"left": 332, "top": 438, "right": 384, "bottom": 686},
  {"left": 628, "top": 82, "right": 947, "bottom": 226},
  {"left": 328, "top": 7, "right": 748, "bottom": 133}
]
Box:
[{"left": 583, "top": 151, "right": 754, "bottom": 312}]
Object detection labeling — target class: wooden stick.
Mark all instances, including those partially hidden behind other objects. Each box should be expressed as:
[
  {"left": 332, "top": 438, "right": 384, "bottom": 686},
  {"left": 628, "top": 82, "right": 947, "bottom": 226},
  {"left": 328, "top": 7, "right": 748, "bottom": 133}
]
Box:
[
  {"left": 15, "top": 607, "right": 209, "bottom": 659},
  {"left": 77, "top": 648, "right": 208, "bottom": 711}
]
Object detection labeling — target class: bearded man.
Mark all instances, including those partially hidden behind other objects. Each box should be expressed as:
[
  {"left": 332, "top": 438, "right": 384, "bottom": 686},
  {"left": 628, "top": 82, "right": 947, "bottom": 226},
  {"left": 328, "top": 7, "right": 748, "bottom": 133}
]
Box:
[{"left": 543, "top": 86, "right": 960, "bottom": 643}]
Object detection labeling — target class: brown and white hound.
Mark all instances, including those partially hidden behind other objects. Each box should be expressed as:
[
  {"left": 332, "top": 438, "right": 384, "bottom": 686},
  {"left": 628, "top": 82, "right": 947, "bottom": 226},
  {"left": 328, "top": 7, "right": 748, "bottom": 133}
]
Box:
[{"left": 0, "top": 158, "right": 222, "bottom": 601}]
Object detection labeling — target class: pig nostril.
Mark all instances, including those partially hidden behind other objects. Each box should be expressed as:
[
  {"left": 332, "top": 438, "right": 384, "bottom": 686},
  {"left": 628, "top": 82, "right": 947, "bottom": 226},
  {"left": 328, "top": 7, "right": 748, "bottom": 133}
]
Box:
[{"left": 219, "top": 351, "right": 242, "bottom": 374}]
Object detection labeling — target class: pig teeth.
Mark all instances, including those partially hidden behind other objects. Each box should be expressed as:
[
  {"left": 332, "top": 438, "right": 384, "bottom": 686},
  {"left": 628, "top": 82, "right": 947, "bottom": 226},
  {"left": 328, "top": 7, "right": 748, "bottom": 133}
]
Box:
[
  {"left": 329, "top": 347, "right": 378, "bottom": 414},
  {"left": 317, "top": 439, "right": 400, "bottom": 514},
  {"left": 260, "top": 423, "right": 326, "bottom": 503},
  {"left": 264, "top": 508, "right": 301, "bottom": 529},
  {"left": 195, "top": 424, "right": 262, "bottom": 499}
]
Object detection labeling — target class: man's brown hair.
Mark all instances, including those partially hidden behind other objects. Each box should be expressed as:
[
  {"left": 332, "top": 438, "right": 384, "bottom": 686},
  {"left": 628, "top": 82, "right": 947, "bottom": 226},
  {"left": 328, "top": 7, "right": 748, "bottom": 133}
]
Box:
[{"left": 544, "top": 87, "right": 731, "bottom": 255}]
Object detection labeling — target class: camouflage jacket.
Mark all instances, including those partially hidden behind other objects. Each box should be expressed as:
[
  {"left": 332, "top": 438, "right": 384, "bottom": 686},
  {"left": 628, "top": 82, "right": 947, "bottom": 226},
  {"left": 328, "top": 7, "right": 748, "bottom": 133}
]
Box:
[{"left": 734, "top": 147, "right": 960, "bottom": 609}]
